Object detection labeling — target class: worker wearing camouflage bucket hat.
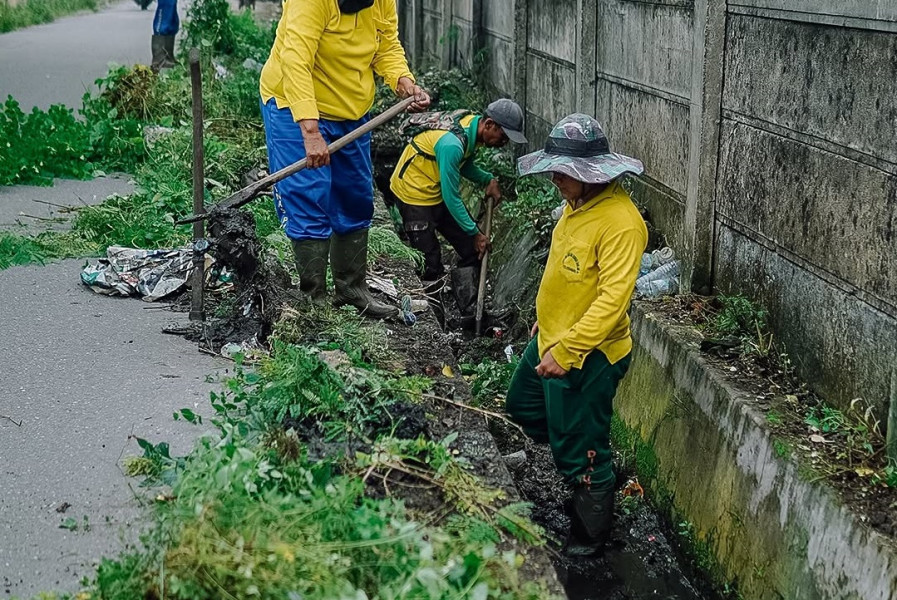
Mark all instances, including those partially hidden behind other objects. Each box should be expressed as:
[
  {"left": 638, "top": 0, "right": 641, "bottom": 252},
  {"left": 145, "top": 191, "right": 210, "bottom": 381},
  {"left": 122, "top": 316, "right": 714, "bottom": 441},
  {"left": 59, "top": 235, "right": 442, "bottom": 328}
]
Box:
[{"left": 506, "top": 114, "right": 647, "bottom": 556}]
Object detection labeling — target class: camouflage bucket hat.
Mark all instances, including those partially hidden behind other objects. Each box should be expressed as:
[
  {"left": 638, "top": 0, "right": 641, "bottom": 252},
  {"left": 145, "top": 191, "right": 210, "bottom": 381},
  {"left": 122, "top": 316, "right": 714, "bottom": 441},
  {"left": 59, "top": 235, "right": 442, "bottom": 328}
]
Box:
[{"left": 517, "top": 113, "right": 644, "bottom": 184}]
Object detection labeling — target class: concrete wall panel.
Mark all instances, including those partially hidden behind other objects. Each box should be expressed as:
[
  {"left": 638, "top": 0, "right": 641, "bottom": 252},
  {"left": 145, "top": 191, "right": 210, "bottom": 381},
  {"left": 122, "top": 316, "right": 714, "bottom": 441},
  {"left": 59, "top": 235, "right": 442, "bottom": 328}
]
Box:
[
  {"left": 730, "top": 0, "right": 897, "bottom": 22},
  {"left": 526, "top": 0, "right": 577, "bottom": 63},
  {"left": 714, "top": 225, "right": 897, "bottom": 417},
  {"left": 524, "top": 57, "right": 576, "bottom": 139},
  {"left": 595, "top": 80, "right": 690, "bottom": 196},
  {"left": 596, "top": 0, "right": 694, "bottom": 99},
  {"left": 483, "top": 35, "right": 514, "bottom": 97},
  {"left": 483, "top": 0, "right": 513, "bottom": 38},
  {"left": 716, "top": 120, "right": 897, "bottom": 306},
  {"left": 724, "top": 15, "right": 897, "bottom": 163}
]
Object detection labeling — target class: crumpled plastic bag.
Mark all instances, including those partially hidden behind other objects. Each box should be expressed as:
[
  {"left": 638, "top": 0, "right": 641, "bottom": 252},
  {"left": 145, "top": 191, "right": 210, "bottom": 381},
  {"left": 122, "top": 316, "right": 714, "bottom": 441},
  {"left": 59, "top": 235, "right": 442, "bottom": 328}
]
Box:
[{"left": 80, "top": 246, "right": 204, "bottom": 302}]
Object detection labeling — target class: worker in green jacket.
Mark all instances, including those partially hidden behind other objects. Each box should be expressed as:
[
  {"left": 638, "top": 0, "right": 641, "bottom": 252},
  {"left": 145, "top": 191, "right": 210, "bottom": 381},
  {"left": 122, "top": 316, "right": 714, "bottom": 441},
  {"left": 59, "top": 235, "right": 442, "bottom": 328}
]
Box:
[
  {"left": 508, "top": 113, "right": 647, "bottom": 556},
  {"left": 388, "top": 99, "right": 526, "bottom": 312}
]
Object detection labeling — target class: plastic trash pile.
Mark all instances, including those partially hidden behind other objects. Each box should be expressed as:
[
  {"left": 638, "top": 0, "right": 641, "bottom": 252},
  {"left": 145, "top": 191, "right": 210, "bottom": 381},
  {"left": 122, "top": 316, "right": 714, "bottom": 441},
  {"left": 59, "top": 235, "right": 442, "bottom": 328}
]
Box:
[
  {"left": 80, "top": 246, "right": 212, "bottom": 301},
  {"left": 635, "top": 247, "right": 679, "bottom": 298}
]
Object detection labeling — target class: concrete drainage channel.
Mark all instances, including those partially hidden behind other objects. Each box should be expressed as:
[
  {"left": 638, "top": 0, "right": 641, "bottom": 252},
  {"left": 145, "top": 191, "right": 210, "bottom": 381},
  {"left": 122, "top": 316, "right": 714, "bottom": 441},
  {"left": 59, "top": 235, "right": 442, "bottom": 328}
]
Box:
[{"left": 613, "top": 303, "right": 897, "bottom": 600}]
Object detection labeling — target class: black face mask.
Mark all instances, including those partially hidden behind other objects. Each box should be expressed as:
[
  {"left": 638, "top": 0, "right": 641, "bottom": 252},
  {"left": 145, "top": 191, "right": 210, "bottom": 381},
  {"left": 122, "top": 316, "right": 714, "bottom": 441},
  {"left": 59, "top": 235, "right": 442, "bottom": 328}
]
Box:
[{"left": 338, "top": 0, "right": 374, "bottom": 13}]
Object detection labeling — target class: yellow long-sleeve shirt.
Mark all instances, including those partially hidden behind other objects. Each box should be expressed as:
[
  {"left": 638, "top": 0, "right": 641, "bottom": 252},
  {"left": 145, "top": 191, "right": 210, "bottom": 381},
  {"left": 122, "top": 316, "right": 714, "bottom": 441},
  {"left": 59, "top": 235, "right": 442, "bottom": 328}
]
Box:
[
  {"left": 536, "top": 182, "right": 648, "bottom": 371},
  {"left": 259, "top": 0, "right": 413, "bottom": 122}
]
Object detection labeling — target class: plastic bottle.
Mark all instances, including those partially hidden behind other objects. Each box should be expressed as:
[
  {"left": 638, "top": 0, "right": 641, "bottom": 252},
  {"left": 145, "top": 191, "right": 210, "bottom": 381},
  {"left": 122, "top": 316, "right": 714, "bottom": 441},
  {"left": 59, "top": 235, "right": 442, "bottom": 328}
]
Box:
[
  {"left": 639, "top": 253, "right": 653, "bottom": 276},
  {"left": 651, "top": 247, "right": 675, "bottom": 269},
  {"left": 636, "top": 260, "right": 679, "bottom": 286},
  {"left": 504, "top": 345, "right": 514, "bottom": 363},
  {"left": 636, "top": 277, "right": 679, "bottom": 298}
]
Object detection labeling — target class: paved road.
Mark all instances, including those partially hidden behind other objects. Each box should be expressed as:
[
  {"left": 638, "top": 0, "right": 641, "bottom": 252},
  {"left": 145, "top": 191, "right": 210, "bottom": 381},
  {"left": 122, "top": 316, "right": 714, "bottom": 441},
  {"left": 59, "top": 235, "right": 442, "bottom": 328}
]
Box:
[
  {"left": 0, "top": 175, "right": 135, "bottom": 235},
  {"left": 0, "top": 4, "right": 225, "bottom": 598},
  {"left": 0, "top": 261, "right": 226, "bottom": 598},
  {"left": 0, "top": 0, "right": 156, "bottom": 111}
]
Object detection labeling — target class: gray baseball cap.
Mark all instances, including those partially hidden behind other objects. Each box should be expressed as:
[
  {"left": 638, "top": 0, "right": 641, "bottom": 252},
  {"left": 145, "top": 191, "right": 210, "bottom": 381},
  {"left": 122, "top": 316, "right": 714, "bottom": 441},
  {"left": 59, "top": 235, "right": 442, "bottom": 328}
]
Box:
[{"left": 485, "top": 99, "right": 527, "bottom": 144}]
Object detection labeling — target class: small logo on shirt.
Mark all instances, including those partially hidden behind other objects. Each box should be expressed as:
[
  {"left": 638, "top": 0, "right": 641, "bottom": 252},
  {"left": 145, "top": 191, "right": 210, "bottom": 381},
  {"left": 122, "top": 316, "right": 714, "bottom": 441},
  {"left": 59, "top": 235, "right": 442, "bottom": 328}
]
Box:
[{"left": 562, "top": 252, "right": 581, "bottom": 274}]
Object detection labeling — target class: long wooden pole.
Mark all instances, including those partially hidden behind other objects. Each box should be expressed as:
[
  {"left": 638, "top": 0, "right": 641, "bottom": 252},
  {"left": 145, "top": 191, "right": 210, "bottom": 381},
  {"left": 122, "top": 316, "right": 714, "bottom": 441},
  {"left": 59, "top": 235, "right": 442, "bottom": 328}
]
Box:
[
  {"left": 177, "top": 96, "right": 417, "bottom": 224},
  {"left": 188, "top": 48, "right": 205, "bottom": 322},
  {"left": 475, "top": 197, "right": 494, "bottom": 336}
]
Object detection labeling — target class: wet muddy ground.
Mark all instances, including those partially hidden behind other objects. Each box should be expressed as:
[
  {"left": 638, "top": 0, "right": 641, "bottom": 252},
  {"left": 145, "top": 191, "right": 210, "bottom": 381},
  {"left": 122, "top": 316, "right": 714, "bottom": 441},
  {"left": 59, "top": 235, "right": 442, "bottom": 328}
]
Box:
[{"left": 167, "top": 205, "right": 729, "bottom": 598}]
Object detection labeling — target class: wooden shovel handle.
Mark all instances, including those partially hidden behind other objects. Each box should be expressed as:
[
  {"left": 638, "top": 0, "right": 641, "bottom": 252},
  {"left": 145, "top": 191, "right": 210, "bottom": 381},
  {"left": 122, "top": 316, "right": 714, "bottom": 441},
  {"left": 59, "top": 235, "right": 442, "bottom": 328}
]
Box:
[{"left": 177, "top": 96, "right": 417, "bottom": 225}]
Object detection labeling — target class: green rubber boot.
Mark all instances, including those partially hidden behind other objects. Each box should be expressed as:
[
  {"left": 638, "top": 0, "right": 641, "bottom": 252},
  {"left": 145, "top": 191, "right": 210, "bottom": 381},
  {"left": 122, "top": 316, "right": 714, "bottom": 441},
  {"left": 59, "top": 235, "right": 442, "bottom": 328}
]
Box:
[
  {"left": 291, "top": 238, "right": 330, "bottom": 302},
  {"left": 330, "top": 229, "right": 396, "bottom": 319}
]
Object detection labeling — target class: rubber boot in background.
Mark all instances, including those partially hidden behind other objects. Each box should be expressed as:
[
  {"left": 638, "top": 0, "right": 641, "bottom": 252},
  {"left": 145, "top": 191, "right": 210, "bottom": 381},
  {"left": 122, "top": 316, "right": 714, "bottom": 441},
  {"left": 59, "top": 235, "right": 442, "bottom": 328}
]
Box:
[
  {"left": 330, "top": 229, "right": 396, "bottom": 319},
  {"left": 291, "top": 238, "right": 330, "bottom": 302},
  {"left": 450, "top": 265, "right": 480, "bottom": 316}
]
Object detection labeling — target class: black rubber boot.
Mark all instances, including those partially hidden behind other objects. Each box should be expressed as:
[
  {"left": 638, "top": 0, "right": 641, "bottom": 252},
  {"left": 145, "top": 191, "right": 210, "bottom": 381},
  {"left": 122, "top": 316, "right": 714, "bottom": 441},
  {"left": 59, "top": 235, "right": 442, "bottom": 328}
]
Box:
[
  {"left": 564, "top": 485, "right": 615, "bottom": 557},
  {"left": 450, "top": 265, "right": 480, "bottom": 316},
  {"left": 330, "top": 229, "right": 396, "bottom": 319},
  {"left": 151, "top": 35, "right": 176, "bottom": 71},
  {"left": 291, "top": 238, "right": 330, "bottom": 302}
]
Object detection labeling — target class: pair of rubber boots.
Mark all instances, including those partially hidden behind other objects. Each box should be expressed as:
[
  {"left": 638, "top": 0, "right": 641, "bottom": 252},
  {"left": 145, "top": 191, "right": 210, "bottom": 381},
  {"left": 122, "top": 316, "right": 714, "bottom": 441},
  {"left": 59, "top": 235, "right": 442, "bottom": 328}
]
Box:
[
  {"left": 151, "top": 35, "right": 176, "bottom": 71},
  {"left": 291, "top": 229, "right": 395, "bottom": 319},
  {"left": 564, "top": 484, "right": 615, "bottom": 557}
]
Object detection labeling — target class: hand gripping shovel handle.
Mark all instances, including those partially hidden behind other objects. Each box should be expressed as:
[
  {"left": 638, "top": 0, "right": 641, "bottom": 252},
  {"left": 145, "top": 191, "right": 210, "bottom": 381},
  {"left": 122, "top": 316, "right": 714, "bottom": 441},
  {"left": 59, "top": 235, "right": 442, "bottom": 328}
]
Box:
[
  {"left": 475, "top": 196, "right": 495, "bottom": 336},
  {"left": 176, "top": 95, "right": 417, "bottom": 225}
]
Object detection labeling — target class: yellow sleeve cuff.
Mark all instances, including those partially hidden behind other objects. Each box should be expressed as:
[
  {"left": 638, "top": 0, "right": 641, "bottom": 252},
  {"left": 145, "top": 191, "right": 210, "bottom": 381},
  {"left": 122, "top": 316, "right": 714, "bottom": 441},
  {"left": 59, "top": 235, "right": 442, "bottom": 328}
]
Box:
[
  {"left": 386, "top": 71, "right": 414, "bottom": 93},
  {"left": 288, "top": 99, "right": 320, "bottom": 122},
  {"left": 550, "top": 342, "right": 582, "bottom": 372}
]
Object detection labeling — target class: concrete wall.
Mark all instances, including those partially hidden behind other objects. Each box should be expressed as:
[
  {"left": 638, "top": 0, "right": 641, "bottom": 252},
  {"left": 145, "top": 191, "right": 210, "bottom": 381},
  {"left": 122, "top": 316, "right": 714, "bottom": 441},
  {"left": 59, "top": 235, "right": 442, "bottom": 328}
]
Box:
[
  {"left": 615, "top": 306, "right": 897, "bottom": 600},
  {"left": 396, "top": 0, "right": 897, "bottom": 433}
]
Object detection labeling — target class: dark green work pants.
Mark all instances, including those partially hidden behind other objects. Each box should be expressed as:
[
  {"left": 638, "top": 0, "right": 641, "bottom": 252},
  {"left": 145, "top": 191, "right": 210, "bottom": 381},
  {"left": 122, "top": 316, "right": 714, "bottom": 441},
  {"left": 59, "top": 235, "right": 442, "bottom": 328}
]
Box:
[{"left": 506, "top": 338, "right": 631, "bottom": 490}]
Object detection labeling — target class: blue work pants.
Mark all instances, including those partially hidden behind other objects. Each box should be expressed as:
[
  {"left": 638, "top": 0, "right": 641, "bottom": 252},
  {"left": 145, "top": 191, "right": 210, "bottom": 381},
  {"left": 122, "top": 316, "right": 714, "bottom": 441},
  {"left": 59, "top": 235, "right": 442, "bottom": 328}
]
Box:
[{"left": 153, "top": 0, "right": 179, "bottom": 35}]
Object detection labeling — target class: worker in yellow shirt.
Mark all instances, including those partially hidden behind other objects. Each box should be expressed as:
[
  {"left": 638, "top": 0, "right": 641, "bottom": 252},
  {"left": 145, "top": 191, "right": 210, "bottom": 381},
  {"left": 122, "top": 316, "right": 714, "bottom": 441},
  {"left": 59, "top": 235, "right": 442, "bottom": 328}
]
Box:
[
  {"left": 388, "top": 99, "right": 527, "bottom": 313},
  {"left": 507, "top": 113, "right": 647, "bottom": 556},
  {"left": 259, "top": 0, "right": 429, "bottom": 318}
]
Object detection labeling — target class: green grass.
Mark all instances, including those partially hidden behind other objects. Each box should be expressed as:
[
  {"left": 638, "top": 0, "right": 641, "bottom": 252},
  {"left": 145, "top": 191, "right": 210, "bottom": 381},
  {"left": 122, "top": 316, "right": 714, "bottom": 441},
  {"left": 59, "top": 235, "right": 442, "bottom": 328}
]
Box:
[{"left": 0, "top": 0, "right": 107, "bottom": 33}]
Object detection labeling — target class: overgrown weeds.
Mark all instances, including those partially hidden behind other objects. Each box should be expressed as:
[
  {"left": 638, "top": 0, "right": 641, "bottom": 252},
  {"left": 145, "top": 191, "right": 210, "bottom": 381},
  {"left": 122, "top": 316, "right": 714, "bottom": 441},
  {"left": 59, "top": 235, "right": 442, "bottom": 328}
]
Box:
[
  {"left": 95, "top": 332, "right": 551, "bottom": 599},
  {"left": 0, "top": 0, "right": 105, "bottom": 33}
]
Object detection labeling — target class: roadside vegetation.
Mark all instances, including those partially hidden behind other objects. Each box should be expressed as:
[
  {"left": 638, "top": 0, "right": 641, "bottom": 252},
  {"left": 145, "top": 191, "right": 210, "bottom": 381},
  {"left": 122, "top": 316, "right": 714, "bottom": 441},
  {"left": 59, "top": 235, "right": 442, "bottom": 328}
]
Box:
[{"left": 0, "top": 0, "right": 110, "bottom": 33}]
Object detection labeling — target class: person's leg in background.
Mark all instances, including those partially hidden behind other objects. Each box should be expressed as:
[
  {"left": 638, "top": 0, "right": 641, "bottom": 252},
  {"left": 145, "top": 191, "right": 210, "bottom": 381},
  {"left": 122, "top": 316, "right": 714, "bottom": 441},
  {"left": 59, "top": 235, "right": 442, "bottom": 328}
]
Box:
[
  {"left": 397, "top": 201, "right": 443, "bottom": 282},
  {"left": 260, "top": 98, "right": 332, "bottom": 301},
  {"left": 151, "top": 0, "right": 179, "bottom": 70},
  {"left": 435, "top": 204, "right": 481, "bottom": 315},
  {"left": 327, "top": 116, "right": 395, "bottom": 319}
]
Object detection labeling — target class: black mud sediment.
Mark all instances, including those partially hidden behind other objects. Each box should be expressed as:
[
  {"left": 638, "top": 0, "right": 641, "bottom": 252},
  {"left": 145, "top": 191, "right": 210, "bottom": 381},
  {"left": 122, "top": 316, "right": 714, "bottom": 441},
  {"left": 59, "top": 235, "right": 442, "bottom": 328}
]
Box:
[{"left": 194, "top": 207, "right": 299, "bottom": 350}]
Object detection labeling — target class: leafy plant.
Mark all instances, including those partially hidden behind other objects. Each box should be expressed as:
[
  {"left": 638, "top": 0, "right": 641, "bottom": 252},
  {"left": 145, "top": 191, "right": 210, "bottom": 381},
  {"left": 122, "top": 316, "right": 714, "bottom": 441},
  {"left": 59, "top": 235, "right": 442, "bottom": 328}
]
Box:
[
  {"left": 461, "top": 357, "right": 517, "bottom": 407},
  {"left": 0, "top": 0, "right": 103, "bottom": 33}
]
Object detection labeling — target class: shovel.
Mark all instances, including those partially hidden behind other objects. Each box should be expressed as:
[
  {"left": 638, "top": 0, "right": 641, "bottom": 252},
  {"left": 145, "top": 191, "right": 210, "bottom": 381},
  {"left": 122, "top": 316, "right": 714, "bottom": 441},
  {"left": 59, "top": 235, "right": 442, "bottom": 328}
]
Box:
[
  {"left": 474, "top": 196, "right": 495, "bottom": 336},
  {"left": 177, "top": 96, "right": 417, "bottom": 225}
]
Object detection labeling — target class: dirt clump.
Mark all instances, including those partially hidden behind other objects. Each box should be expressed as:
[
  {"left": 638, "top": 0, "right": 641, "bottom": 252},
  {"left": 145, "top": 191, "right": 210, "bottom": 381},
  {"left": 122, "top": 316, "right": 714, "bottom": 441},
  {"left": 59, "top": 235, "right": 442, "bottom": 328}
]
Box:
[{"left": 190, "top": 207, "right": 298, "bottom": 351}]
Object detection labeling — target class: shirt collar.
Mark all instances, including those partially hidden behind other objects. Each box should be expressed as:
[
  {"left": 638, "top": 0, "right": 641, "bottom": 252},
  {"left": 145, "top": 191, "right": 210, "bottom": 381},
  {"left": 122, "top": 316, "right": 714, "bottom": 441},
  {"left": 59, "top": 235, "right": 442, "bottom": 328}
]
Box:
[
  {"left": 570, "top": 180, "right": 619, "bottom": 214},
  {"left": 465, "top": 115, "right": 480, "bottom": 156}
]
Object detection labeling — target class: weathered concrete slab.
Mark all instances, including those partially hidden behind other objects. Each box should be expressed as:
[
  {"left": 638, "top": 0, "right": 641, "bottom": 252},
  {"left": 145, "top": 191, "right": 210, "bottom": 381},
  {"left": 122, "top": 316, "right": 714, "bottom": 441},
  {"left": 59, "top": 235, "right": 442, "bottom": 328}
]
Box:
[
  {"left": 526, "top": 0, "right": 576, "bottom": 63},
  {"left": 616, "top": 303, "right": 897, "bottom": 600},
  {"left": 595, "top": 80, "right": 690, "bottom": 196},
  {"left": 629, "top": 176, "right": 687, "bottom": 252},
  {"left": 714, "top": 224, "right": 897, "bottom": 420},
  {"left": 723, "top": 15, "right": 897, "bottom": 164},
  {"left": 716, "top": 119, "right": 897, "bottom": 306},
  {"left": 0, "top": 260, "right": 226, "bottom": 598},
  {"left": 596, "top": 0, "right": 694, "bottom": 99},
  {"left": 730, "top": 0, "right": 897, "bottom": 23},
  {"left": 524, "top": 54, "right": 576, "bottom": 137},
  {"left": 483, "top": 34, "right": 515, "bottom": 98}
]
